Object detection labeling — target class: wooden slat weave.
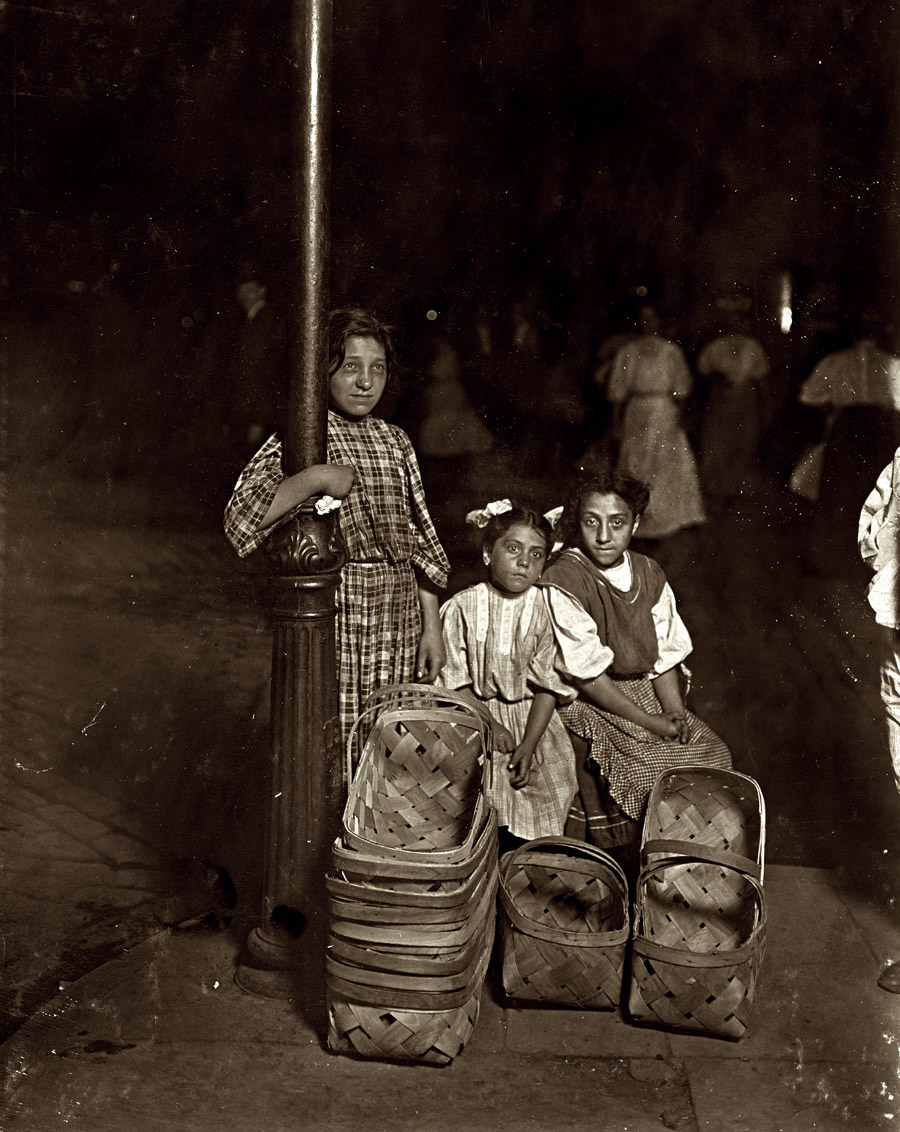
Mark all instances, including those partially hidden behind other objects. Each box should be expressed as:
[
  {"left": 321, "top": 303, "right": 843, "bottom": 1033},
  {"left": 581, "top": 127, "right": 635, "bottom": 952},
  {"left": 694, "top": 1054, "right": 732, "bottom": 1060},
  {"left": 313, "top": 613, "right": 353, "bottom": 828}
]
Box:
[
  {"left": 343, "top": 705, "right": 488, "bottom": 860},
  {"left": 327, "top": 991, "right": 481, "bottom": 1066},
  {"left": 325, "top": 917, "right": 494, "bottom": 1010},
  {"left": 641, "top": 767, "right": 765, "bottom": 874},
  {"left": 332, "top": 808, "right": 497, "bottom": 886},
  {"left": 498, "top": 838, "right": 629, "bottom": 1010},
  {"left": 629, "top": 766, "right": 767, "bottom": 1039}
]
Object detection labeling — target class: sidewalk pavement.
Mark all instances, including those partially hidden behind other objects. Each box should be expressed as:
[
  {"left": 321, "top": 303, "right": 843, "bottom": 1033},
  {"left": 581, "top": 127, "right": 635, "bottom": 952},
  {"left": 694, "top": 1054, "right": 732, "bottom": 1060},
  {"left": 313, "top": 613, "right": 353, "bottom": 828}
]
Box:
[{"left": 1, "top": 863, "right": 898, "bottom": 1131}]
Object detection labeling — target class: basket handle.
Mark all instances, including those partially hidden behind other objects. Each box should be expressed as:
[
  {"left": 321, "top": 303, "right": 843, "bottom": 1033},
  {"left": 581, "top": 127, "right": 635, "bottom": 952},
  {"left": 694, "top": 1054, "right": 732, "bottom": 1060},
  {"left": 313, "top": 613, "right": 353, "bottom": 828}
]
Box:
[
  {"left": 499, "top": 836, "right": 629, "bottom": 891},
  {"left": 344, "top": 682, "right": 495, "bottom": 787},
  {"left": 633, "top": 860, "right": 767, "bottom": 956},
  {"left": 498, "top": 836, "right": 631, "bottom": 947},
  {"left": 641, "top": 839, "right": 762, "bottom": 881},
  {"left": 633, "top": 851, "right": 765, "bottom": 896}
]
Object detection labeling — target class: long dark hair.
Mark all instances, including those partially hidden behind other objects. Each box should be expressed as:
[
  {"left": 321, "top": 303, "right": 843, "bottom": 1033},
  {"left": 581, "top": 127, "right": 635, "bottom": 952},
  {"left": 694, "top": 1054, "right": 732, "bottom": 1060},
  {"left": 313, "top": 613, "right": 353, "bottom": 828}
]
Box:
[
  {"left": 327, "top": 308, "right": 398, "bottom": 380},
  {"left": 556, "top": 462, "right": 650, "bottom": 549}
]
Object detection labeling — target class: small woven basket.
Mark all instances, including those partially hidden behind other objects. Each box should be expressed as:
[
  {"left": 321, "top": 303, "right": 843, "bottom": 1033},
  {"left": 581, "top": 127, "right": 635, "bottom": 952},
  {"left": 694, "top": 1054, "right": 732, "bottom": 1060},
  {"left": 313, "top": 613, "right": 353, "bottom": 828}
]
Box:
[
  {"left": 639, "top": 765, "right": 765, "bottom": 874},
  {"left": 498, "top": 837, "right": 630, "bottom": 1010},
  {"left": 628, "top": 766, "right": 766, "bottom": 1040},
  {"left": 342, "top": 685, "right": 493, "bottom": 864}
]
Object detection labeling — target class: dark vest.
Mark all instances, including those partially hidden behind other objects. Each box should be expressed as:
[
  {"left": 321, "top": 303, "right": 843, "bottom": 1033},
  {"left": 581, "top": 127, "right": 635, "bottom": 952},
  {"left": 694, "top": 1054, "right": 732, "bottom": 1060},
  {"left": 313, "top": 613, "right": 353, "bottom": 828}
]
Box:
[{"left": 539, "top": 548, "right": 666, "bottom": 677}]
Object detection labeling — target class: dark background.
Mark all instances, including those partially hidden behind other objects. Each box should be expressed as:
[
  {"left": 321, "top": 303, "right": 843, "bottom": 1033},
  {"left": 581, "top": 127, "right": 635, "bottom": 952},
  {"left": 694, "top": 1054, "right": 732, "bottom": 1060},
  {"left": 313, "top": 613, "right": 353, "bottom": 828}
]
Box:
[{"left": 5, "top": 0, "right": 900, "bottom": 510}]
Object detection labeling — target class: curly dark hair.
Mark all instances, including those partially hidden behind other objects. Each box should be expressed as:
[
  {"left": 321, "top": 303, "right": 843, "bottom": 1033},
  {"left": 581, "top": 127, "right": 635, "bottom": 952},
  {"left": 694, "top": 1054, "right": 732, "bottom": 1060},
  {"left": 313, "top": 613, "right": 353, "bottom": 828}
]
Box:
[
  {"left": 327, "top": 308, "right": 398, "bottom": 380},
  {"left": 556, "top": 461, "right": 650, "bottom": 549},
  {"left": 480, "top": 504, "right": 553, "bottom": 555}
]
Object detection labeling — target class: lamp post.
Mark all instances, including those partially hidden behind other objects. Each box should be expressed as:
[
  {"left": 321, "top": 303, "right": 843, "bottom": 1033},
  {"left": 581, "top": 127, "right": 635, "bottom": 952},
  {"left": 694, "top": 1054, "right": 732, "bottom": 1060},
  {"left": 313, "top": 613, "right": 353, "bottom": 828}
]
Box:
[{"left": 235, "top": 0, "right": 342, "bottom": 1003}]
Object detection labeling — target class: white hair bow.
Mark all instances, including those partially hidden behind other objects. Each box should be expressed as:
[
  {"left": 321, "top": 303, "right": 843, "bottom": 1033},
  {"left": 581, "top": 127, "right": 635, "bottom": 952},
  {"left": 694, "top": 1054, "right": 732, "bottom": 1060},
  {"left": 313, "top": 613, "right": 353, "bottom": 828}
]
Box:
[
  {"left": 543, "top": 505, "right": 564, "bottom": 553},
  {"left": 465, "top": 498, "right": 513, "bottom": 528}
]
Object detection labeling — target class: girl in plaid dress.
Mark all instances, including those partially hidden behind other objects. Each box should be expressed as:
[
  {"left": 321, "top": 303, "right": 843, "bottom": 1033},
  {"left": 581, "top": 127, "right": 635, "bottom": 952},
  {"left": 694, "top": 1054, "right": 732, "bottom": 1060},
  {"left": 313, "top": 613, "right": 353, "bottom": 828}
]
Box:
[
  {"left": 437, "top": 502, "right": 577, "bottom": 846},
  {"left": 224, "top": 309, "right": 450, "bottom": 744},
  {"left": 539, "top": 464, "right": 731, "bottom": 864}
]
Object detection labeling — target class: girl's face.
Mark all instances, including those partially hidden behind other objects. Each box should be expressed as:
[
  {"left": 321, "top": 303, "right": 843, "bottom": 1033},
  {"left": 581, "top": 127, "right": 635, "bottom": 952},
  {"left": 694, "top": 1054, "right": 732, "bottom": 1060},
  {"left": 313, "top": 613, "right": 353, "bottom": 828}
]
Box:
[
  {"left": 329, "top": 335, "right": 387, "bottom": 418},
  {"left": 484, "top": 522, "right": 548, "bottom": 595},
  {"left": 578, "top": 491, "right": 639, "bottom": 569}
]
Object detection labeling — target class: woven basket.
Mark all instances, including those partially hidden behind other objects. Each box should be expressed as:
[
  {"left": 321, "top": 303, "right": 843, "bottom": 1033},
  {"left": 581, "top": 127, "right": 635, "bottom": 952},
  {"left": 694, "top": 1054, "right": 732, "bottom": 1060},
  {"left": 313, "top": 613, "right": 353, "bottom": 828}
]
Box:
[
  {"left": 326, "top": 686, "right": 496, "bottom": 1064},
  {"left": 325, "top": 910, "right": 495, "bottom": 1011},
  {"left": 498, "top": 837, "right": 630, "bottom": 1010},
  {"left": 327, "top": 988, "right": 481, "bottom": 1067},
  {"left": 640, "top": 766, "right": 765, "bottom": 875},
  {"left": 331, "top": 806, "right": 498, "bottom": 890},
  {"left": 628, "top": 766, "right": 767, "bottom": 1040},
  {"left": 328, "top": 855, "right": 500, "bottom": 955},
  {"left": 342, "top": 685, "right": 493, "bottom": 864}
]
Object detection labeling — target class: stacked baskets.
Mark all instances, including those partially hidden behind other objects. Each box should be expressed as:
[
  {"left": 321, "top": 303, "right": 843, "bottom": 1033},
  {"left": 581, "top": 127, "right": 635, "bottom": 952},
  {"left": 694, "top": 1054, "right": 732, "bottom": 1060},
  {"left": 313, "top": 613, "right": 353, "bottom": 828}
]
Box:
[
  {"left": 628, "top": 766, "right": 767, "bottom": 1040},
  {"left": 326, "top": 685, "right": 499, "bottom": 1066}
]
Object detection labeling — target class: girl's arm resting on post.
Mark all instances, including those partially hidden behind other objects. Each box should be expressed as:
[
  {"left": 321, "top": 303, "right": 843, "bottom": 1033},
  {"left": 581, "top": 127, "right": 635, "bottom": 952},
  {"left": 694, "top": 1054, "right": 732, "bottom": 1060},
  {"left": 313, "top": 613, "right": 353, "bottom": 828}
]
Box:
[{"left": 260, "top": 464, "right": 355, "bottom": 530}]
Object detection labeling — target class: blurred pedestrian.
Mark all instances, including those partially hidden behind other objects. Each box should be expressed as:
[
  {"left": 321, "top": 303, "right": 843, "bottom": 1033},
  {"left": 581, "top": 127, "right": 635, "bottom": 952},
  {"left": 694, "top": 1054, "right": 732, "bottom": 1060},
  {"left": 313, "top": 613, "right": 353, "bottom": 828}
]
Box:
[
  {"left": 606, "top": 304, "right": 706, "bottom": 538},
  {"left": 794, "top": 316, "right": 900, "bottom": 574},
  {"left": 415, "top": 335, "right": 494, "bottom": 459},
  {"left": 227, "top": 275, "right": 288, "bottom": 465},
  {"left": 858, "top": 447, "right": 900, "bottom": 992},
  {"left": 696, "top": 315, "right": 770, "bottom": 512}
]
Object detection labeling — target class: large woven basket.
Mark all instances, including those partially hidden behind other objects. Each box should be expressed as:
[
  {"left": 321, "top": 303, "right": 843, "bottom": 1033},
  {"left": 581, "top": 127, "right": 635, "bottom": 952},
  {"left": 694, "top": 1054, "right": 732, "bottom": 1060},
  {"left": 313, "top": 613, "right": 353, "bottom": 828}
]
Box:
[
  {"left": 342, "top": 685, "right": 493, "bottom": 864},
  {"left": 326, "top": 686, "right": 497, "bottom": 1064},
  {"left": 628, "top": 766, "right": 766, "bottom": 1040},
  {"left": 498, "top": 837, "right": 630, "bottom": 1010}
]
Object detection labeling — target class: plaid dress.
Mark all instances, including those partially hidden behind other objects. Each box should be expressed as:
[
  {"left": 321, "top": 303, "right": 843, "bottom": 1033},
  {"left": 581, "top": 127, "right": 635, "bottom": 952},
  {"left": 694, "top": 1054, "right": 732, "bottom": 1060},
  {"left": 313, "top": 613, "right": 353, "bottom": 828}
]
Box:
[
  {"left": 540, "top": 549, "right": 731, "bottom": 846},
  {"left": 438, "top": 584, "right": 577, "bottom": 841},
  {"left": 224, "top": 412, "right": 449, "bottom": 745}
]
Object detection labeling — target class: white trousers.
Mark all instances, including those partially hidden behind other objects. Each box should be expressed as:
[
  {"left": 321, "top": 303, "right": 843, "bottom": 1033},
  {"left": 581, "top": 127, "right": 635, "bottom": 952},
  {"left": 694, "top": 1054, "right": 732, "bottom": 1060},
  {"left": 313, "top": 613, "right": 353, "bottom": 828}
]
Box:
[{"left": 879, "top": 626, "right": 900, "bottom": 793}]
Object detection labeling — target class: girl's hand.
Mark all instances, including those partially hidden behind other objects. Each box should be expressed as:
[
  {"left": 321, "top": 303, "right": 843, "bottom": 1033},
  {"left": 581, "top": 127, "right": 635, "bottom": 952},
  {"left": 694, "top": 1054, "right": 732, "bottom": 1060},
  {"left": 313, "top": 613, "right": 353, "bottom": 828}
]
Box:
[
  {"left": 671, "top": 712, "right": 690, "bottom": 744},
  {"left": 492, "top": 723, "right": 516, "bottom": 754},
  {"left": 645, "top": 712, "right": 681, "bottom": 741},
  {"left": 508, "top": 746, "right": 535, "bottom": 790},
  {"left": 414, "top": 627, "right": 445, "bottom": 684}
]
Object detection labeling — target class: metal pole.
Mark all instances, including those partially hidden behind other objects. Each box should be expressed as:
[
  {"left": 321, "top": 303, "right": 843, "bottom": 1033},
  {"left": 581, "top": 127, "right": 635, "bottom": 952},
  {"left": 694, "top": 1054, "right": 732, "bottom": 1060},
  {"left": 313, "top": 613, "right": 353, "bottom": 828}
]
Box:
[{"left": 236, "top": 0, "right": 342, "bottom": 1005}]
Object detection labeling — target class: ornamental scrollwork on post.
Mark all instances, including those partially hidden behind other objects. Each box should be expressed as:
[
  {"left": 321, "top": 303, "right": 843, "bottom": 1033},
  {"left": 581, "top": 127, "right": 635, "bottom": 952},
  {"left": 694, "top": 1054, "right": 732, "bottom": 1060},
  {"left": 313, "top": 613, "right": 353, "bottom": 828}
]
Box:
[{"left": 262, "top": 504, "right": 345, "bottom": 576}]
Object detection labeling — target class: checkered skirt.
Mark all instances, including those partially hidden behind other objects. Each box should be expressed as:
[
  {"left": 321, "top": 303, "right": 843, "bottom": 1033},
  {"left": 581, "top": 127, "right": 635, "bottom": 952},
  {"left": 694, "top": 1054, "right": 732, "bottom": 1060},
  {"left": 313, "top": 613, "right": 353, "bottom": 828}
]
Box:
[
  {"left": 336, "top": 559, "right": 422, "bottom": 750},
  {"left": 559, "top": 678, "right": 732, "bottom": 821}
]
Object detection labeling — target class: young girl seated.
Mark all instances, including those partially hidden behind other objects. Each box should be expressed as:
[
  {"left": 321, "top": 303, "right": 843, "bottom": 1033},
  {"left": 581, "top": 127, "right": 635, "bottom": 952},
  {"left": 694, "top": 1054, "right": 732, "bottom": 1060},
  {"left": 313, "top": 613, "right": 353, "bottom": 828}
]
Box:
[
  {"left": 223, "top": 308, "right": 450, "bottom": 745},
  {"left": 539, "top": 464, "right": 732, "bottom": 859},
  {"left": 437, "top": 501, "right": 577, "bottom": 847}
]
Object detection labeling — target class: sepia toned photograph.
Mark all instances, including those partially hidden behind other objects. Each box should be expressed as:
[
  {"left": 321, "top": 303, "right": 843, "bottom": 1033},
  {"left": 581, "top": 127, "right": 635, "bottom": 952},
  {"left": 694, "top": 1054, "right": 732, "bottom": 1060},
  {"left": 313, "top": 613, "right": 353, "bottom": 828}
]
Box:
[{"left": 2, "top": 2, "right": 899, "bottom": 1128}]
